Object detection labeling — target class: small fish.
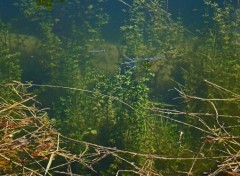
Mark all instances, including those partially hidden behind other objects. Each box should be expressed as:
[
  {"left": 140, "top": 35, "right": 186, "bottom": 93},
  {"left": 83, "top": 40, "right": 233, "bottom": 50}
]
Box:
[{"left": 88, "top": 49, "right": 106, "bottom": 53}]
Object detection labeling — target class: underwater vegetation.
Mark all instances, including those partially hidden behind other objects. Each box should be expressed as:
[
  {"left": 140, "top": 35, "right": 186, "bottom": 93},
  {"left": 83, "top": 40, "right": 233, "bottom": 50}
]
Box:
[{"left": 1, "top": 0, "right": 240, "bottom": 175}]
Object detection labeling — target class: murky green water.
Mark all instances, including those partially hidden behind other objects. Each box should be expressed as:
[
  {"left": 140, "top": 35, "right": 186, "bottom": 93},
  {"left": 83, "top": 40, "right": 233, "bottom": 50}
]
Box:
[{"left": 1, "top": 0, "right": 240, "bottom": 175}]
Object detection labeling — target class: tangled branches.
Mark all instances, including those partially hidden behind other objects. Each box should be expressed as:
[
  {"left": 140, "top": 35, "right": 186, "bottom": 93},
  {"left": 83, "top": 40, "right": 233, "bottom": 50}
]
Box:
[
  {"left": 0, "top": 82, "right": 163, "bottom": 175},
  {"left": 0, "top": 81, "right": 240, "bottom": 175},
  {"left": 158, "top": 79, "right": 240, "bottom": 175}
]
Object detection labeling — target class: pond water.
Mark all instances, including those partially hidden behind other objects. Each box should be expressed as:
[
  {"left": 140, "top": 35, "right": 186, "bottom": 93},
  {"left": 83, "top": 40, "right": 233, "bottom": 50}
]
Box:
[{"left": 0, "top": 0, "right": 240, "bottom": 175}]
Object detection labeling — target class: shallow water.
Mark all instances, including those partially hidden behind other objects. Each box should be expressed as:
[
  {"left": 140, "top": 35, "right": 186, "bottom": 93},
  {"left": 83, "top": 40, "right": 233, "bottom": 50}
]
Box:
[{"left": 1, "top": 0, "right": 240, "bottom": 175}]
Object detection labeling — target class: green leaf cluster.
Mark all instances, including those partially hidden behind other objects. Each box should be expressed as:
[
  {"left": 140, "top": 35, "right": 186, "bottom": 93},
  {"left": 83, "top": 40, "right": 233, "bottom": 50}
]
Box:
[
  {"left": 0, "top": 22, "right": 22, "bottom": 99},
  {"left": 3, "top": 0, "right": 240, "bottom": 174}
]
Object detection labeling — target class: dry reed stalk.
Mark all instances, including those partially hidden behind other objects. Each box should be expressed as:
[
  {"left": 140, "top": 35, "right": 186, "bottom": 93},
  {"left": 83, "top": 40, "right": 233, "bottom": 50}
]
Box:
[{"left": 0, "top": 81, "right": 239, "bottom": 175}]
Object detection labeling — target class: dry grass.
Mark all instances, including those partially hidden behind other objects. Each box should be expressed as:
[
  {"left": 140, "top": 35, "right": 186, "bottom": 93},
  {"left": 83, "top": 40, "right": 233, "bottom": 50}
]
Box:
[{"left": 0, "top": 81, "right": 239, "bottom": 175}]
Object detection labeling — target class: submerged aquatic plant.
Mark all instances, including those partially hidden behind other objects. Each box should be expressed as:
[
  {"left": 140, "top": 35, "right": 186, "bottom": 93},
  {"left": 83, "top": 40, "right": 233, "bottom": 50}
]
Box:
[{"left": 2, "top": 0, "right": 240, "bottom": 175}]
